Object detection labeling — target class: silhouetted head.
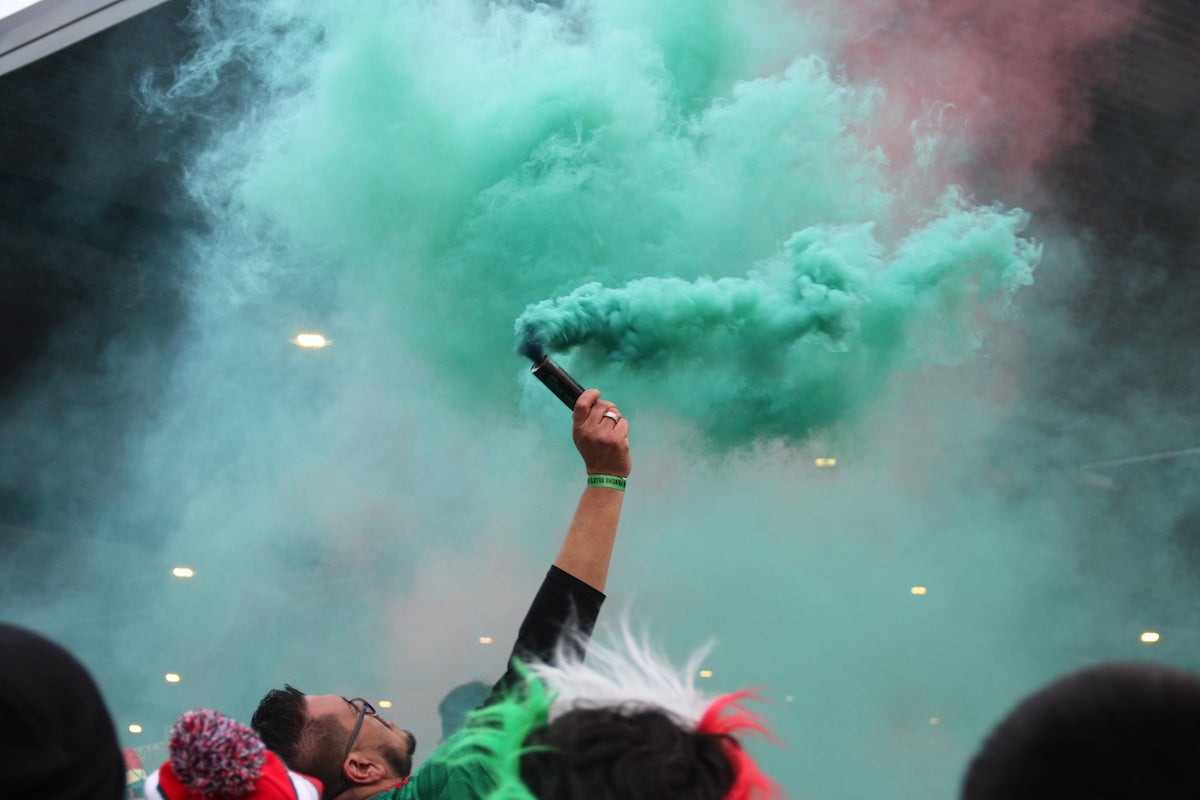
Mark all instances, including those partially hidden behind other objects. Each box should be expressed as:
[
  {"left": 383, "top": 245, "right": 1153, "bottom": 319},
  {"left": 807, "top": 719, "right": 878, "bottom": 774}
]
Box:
[
  {"left": 439, "top": 680, "right": 491, "bottom": 741},
  {"left": 962, "top": 662, "right": 1200, "bottom": 800},
  {"left": 0, "top": 623, "right": 125, "bottom": 800}
]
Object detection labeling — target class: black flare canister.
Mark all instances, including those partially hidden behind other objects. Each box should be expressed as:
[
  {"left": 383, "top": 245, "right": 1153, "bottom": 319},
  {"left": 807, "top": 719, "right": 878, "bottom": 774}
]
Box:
[{"left": 530, "top": 355, "right": 584, "bottom": 410}]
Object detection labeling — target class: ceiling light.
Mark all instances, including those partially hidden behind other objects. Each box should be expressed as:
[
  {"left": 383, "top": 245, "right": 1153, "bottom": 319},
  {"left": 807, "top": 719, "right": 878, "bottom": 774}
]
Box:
[
  {"left": 478, "top": 636, "right": 493, "bottom": 645},
  {"left": 128, "top": 724, "right": 143, "bottom": 734},
  {"left": 1140, "top": 631, "right": 1161, "bottom": 643},
  {"left": 910, "top": 586, "right": 928, "bottom": 596},
  {"left": 378, "top": 700, "right": 393, "bottom": 709},
  {"left": 293, "top": 333, "right": 329, "bottom": 348},
  {"left": 698, "top": 669, "right": 714, "bottom": 678},
  {"left": 172, "top": 567, "right": 194, "bottom": 578},
  {"left": 814, "top": 457, "right": 838, "bottom": 468},
  {"left": 164, "top": 673, "right": 181, "bottom": 683}
]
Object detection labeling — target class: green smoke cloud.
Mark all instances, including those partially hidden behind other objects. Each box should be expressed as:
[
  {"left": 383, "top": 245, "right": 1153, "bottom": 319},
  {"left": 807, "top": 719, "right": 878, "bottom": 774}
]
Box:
[
  {"left": 517, "top": 192, "right": 1039, "bottom": 445},
  {"left": 149, "top": 1, "right": 1043, "bottom": 453}
]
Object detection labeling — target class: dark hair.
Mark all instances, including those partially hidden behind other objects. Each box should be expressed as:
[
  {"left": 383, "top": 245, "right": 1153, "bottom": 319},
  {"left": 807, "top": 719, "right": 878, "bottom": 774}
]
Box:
[
  {"left": 252, "top": 685, "right": 345, "bottom": 800},
  {"left": 519, "top": 705, "right": 737, "bottom": 800},
  {"left": 0, "top": 623, "right": 126, "bottom": 800},
  {"left": 252, "top": 685, "right": 308, "bottom": 765},
  {"left": 962, "top": 662, "right": 1200, "bottom": 800}
]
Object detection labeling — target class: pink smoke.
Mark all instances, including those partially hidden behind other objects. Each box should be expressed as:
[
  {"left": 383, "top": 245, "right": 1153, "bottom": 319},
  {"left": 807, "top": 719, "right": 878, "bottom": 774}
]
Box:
[{"left": 814, "top": 0, "right": 1142, "bottom": 195}]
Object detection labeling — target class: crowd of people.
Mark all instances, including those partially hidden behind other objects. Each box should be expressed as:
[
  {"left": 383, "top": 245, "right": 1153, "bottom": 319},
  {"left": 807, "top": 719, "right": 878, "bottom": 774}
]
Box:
[{"left": 5, "top": 389, "right": 1199, "bottom": 799}]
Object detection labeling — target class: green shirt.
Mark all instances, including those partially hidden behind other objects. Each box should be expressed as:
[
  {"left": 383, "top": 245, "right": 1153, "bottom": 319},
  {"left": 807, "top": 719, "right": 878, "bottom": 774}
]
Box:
[{"left": 370, "top": 731, "right": 494, "bottom": 800}]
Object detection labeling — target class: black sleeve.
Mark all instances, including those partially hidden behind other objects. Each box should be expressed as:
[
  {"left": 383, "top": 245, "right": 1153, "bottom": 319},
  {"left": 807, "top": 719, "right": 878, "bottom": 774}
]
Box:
[{"left": 484, "top": 565, "right": 605, "bottom": 703}]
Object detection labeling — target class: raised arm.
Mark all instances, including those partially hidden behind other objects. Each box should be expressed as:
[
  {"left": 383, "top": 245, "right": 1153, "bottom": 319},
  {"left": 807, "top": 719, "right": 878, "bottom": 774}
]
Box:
[
  {"left": 487, "top": 389, "right": 631, "bottom": 701},
  {"left": 553, "top": 388, "right": 631, "bottom": 592}
]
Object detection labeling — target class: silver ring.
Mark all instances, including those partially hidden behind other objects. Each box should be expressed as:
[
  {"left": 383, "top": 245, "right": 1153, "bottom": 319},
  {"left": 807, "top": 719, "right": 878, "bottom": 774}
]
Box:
[{"left": 603, "top": 410, "right": 621, "bottom": 423}]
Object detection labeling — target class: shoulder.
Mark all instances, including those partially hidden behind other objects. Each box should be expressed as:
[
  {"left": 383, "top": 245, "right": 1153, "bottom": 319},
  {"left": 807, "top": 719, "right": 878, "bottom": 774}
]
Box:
[{"left": 405, "top": 737, "right": 497, "bottom": 800}]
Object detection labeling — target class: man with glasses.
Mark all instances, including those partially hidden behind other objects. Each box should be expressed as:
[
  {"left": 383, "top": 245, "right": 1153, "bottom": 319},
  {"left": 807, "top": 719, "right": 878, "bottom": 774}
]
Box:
[{"left": 252, "top": 389, "right": 631, "bottom": 800}]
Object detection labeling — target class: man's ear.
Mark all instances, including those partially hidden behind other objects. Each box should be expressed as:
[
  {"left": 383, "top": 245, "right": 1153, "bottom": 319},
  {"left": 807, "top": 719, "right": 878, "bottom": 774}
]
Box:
[{"left": 344, "top": 752, "right": 387, "bottom": 785}]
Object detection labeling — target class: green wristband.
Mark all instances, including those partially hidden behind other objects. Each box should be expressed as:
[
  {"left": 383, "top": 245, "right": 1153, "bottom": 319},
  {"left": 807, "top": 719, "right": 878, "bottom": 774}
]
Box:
[{"left": 587, "top": 474, "right": 627, "bottom": 492}]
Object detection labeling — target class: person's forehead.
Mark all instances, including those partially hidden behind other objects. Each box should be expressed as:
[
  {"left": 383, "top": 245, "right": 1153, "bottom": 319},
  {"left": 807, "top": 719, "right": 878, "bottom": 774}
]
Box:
[{"left": 305, "top": 693, "right": 353, "bottom": 719}]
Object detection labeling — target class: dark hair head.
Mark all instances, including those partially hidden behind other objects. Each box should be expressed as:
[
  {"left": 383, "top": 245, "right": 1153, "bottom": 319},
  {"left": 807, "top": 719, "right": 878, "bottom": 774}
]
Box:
[
  {"left": 519, "top": 705, "right": 737, "bottom": 800},
  {"left": 439, "top": 680, "right": 491, "bottom": 740},
  {"left": 962, "top": 662, "right": 1200, "bottom": 800},
  {"left": 0, "top": 623, "right": 125, "bottom": 800},
  {"left": 252, "top": 685, "right": 308, "bottom": 765},
  {"left": 252, "top": 685, "right": 345, "bottom": 800}
]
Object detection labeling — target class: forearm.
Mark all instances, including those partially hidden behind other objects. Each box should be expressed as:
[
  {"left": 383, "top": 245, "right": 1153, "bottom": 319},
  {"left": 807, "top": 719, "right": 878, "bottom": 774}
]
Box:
[
  {"left": 481, "top": 388, "right": 629, "bottom": 709},
  {"left": 553, "top": 484, "right": 625, "bottom": 592}
]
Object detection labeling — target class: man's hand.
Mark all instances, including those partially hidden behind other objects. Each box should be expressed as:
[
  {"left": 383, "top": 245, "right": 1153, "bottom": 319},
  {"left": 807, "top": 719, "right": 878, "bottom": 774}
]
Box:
[
  {"left": 555, "top": 388, "right": 631, "bottom": 591},
  {"left": 573, "top": 389, "right": 631, "bottom": 478}
]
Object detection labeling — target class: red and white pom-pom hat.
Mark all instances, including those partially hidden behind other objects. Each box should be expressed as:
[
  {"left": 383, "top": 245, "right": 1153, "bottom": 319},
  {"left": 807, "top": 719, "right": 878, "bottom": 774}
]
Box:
[{"left": 143, "top": 709, "right": 321, "bottom": 800}]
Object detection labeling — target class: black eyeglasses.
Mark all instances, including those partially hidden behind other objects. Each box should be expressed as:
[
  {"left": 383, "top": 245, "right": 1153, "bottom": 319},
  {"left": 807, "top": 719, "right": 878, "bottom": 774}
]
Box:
[
  {"left": 318, "top": 696, "right": 378, "bottom": 800},
  {"left": 341, "top": 696, "right": 377, "bottom": 762}
]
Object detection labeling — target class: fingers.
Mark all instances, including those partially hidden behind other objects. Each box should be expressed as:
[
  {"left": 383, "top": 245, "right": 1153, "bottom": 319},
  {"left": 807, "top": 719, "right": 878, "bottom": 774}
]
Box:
[
  {"left": 582, "top": 395, "right": 624, "bottom": 432},
  {"left": 599, "top": 406, "right": 628, "bottom": 437},
  {"left": 573, "top": 389, "right": 601, "bottom": 424},
  {"left": 573, "top": 389, "right": 631, "bottom": 477},
  {"left": 574, "top": 389, "right": 624, "bottom": 430}
]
